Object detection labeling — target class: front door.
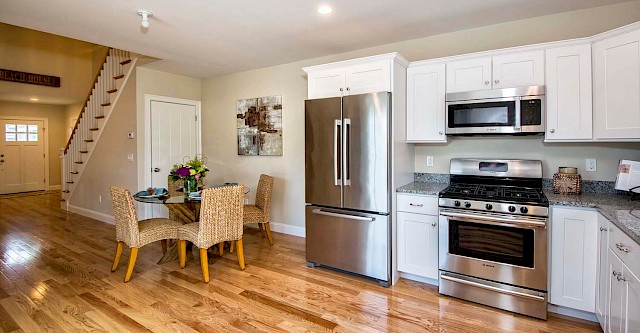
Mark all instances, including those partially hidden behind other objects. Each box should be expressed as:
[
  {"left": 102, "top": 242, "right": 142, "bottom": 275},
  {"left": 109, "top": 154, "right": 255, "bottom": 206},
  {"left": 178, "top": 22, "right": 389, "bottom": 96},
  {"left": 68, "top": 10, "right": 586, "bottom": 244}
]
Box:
[
  {"left": 0, "top": 119, "right": 46, "bottom": 194},
  {"left": 149, "top": 98, "right": 200, "bottom": 217}
]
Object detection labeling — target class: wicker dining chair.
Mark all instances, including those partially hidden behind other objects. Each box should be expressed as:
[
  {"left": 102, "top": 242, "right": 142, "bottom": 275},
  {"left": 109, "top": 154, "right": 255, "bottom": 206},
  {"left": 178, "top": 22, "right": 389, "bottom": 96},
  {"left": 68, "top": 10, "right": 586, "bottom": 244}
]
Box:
[
  {"left": 109, "top": 186, "right": 182, "bottom": 282},
  {"left": 177, "top": 185, "right": 245, "bottom": 283},
  {"left": 243, "top": 174, "right": 275, "bottom": 245}
]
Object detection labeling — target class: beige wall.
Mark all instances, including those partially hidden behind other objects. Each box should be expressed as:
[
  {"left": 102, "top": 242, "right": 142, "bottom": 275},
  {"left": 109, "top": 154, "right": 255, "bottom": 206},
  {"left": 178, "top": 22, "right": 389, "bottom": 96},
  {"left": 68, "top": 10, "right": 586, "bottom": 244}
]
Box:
[
  {"left": 0, "top": 101, "right": 66, "bottom": 186},
  {"left": 69, "top": 70, "right": 138, "bottom": 214},
  {"left": 201, "top": 2, "right": 640, "bottom": 230},
  {"left": 135, "top": 67, "right": 202, "bottom": 193}
]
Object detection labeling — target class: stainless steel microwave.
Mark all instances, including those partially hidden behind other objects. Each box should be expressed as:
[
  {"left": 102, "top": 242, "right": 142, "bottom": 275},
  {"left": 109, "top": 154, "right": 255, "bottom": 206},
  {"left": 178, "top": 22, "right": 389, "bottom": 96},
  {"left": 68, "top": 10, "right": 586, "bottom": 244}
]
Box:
[{"left": 445, "top": 86, "right": 545, "bottom": 135}]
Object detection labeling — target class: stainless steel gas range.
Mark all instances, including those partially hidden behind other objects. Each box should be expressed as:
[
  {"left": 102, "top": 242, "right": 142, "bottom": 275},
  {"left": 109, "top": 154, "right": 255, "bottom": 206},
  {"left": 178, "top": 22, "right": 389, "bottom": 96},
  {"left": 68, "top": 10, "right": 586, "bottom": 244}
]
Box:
[{"left": 438, "top": 159, "right": 549, "bottom": 320}]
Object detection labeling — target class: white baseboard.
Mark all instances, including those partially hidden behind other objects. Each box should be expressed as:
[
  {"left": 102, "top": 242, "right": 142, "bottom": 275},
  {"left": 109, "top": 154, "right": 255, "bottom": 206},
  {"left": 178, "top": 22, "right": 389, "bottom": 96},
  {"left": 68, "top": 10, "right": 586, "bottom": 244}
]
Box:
[
  {"left": 68, "top": 204, "right": 115, "bottom": 225},
  {"left": 547, "top": 304, "right": 597, "bottom": 322},
  {"left": 48, "top": 185, "right": 61, "bottom": 191},
  {"left": 246, "top": 221, "right": 305, "bottom": 237},
  {"left": 399, "top": 272, "right": 439, "bottom": 286}
]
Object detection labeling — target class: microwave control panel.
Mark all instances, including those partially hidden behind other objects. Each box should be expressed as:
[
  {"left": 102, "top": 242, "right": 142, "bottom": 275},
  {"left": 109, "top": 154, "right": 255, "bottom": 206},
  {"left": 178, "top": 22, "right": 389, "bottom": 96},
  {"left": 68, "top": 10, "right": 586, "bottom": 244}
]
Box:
[{"left": 520, "top": 99, "right": 542, "bottom": 125}]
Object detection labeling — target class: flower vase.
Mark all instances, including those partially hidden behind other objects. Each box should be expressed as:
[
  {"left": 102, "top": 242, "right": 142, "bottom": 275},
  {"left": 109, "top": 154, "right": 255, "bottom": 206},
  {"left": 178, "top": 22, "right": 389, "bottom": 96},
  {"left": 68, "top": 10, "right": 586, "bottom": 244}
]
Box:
[{"left": 184, "top": 178, "right": 198, "bottom": 197}]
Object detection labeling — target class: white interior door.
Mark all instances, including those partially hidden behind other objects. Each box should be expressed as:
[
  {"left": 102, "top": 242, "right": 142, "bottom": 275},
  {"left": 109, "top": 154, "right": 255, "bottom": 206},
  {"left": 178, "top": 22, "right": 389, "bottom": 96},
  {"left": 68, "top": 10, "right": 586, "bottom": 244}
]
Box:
[
  {"left": 149, "top": 99, "right": 199, "bottom": 217},
  {"left": 0, "top": 119, "right": 46, "bottom": 194}
]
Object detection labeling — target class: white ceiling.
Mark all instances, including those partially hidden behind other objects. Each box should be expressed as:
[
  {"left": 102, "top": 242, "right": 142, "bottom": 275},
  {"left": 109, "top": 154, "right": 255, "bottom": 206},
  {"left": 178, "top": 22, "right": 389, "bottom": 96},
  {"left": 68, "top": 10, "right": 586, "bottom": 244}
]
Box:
[{"left": 0, "top": 0, "right": 633, "bottom": 78}]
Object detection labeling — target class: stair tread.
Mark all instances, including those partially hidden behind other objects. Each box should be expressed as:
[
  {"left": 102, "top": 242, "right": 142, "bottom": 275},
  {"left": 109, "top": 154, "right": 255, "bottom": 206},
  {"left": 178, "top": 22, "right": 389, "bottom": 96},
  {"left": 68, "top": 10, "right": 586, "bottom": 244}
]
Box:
[
  {"left": 84, "top": 140, "right": 94, "bottom": 142},
  {"left": 120, "top": 59, "right": 131, "bottom": 65},
  {"left": 114, "top": 75, "right": 124, "bottom": 80},
  {"left": 79, "top": 151, "right": 88, "bottom": 153},
  {"left": 95, "top": 115, "right": 105, "bottom": 119},
  {"left": 89, "top": 128, "right": 99, "bottom": 131},
  {"left": 74, "top": 161, "right": 83, "bottom": 164},
  {"left": 66, "top": 181, "right": 74, "bottom": 184},
  {"left": 62, "top": 191, "right": 70, "bottom": 194},
  {"left": 70, "top": 172, "right": 79, "bottom": 174},
  {"left": 107, "top": 89, "right": 117, "bottom": 94},
  {"left": 101, "top": 103, "right": 111, "bottom": 107}
]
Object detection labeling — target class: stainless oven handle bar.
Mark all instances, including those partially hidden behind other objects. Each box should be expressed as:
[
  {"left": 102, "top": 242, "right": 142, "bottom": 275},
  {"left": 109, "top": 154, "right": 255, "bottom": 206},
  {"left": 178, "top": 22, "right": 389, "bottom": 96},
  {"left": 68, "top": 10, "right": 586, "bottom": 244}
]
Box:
[
  {"left": 311, "top": 209, "right": 375, "bottom": 222},
  {"left": 440, "top": 273, "right": 545, "bottom": 302},
  {"left": 440, "top": 210, "right": 546, "bottom": 228}
]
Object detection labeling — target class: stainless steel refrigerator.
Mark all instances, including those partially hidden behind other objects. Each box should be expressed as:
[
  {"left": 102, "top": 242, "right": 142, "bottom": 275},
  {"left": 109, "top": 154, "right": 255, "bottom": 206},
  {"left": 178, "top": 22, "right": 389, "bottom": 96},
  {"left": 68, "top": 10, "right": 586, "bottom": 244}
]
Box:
[{"left": 305, "top": 92, "right": 391, "bottom": 286}]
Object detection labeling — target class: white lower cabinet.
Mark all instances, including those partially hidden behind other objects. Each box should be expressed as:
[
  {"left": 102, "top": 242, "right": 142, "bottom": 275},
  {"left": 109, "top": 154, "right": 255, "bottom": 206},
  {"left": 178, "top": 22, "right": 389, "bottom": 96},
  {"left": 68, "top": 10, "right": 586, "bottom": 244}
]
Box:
[
  {"left": 596, "top": 214, "right": 610, "bottom": 327},
  {"left": 396, "top": 194, "right": 439, "bottom": 281},
  {"left": 550, "top": 207, "right": 598, "bottom": 312},
  {"left": 607, "top": 248, "right": 640, "bottom": 333}
]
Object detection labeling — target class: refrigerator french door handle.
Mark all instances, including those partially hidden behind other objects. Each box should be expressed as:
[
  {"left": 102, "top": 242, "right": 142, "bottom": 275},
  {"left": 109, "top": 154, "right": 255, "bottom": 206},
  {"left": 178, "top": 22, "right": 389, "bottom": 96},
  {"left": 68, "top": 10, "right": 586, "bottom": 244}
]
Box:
[
  {"left": 343, "top": 118, "right": 351, "bottom": 186},
  {"left": 334, "top": 119, "right": 342, "bottom": 186},
  {"left": 514, "top": 97, "right": 521, "bottom": 131},
  {"left": 311, "top": 208, "right": 375, "bottom": 221}
]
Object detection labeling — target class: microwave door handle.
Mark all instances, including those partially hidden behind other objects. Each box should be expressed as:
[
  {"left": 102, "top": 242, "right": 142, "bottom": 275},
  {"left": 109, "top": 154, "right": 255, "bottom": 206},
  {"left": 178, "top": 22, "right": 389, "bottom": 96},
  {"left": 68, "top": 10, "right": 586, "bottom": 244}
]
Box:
[{"left": 514, "top": 97, "right": 521, "bottom": 131}]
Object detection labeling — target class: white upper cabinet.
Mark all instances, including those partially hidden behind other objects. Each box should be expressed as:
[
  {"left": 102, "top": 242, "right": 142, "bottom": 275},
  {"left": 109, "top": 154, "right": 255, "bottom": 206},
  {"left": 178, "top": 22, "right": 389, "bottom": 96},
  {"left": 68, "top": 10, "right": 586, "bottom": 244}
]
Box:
[
  {"left": 545, "top": 44, "right": 593, "bottom": 141},
  {"left": 304, "top": 55, "right": 402, "bottom": 99},
  {"left": 550, "top": 207, "right": 598, "bottom": 312},
  {"left": 492, "top": 51, "right": 545, "bottom": 89},
  {"left": 446, "top": 51, "right": 544, "bottom": 93},
  {"left": 593, "top": 29, "right": 640, "bottom": 139},
  {"left": 446, "top": 57, "right": 492, "bottom": 93},
  {"left": 406, "top": 62, "right": 446, "bottom": 142}
]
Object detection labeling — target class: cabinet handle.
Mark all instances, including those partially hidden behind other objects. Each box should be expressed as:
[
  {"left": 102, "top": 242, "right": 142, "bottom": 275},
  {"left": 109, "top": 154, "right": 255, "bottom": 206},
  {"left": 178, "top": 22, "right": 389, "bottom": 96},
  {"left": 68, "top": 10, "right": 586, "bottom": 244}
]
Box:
[
  {"left": 484, "top": 81, "right": 490, "bottom": 85},
  {"left": 339, "top": 88, "right": 343, "bottom": 92},
  {"left": 613, "top": 270, "right": 622, "bottom": 277},
  {"left": 346, "top": 87, "right": 350, "bottom": 91},
  {"left": 600, "top": 227, "right": 608, "bottom": 232},
  {"left": 431, "top": 222, "right": 436, "bottom": 227},
  {"left": 616, "top": 243, "right": 630, "bottom": 253},
  {"left": 409, "top": 203, "right": 424, "bottom": 207},
  {"left": 438, "top": 131, "right": 443, "bottom": 135},
  {"left": 494, "top": 80, "right": 500, "bottom": 84},
  {"left": 617, "top": 275, "right": 628, "bottom": 282},
  {"left": 549, "top": 129, "right": 555, "bottom": 133}
]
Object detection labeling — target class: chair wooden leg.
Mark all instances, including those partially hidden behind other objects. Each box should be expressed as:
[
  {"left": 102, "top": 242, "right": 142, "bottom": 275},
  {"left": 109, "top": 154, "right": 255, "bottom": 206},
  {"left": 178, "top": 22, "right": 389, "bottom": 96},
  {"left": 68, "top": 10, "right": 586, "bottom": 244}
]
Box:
[
  {"left": 218, "top": 242, "right": 224, "bottom": 256},
  {"left": 200, "top": 248, "right": 210, "bottom": 283},
  {"left": 264, "top": 222, "right": 274, "bottom": 245},
  {"left": 236, "top": 239, "right": 245, "bottom": 270},
  {"left": 230, "top": 241, "right": 235, "bottom": 253},
  {"left": 258, "top": 223, "right": 266, "bottom": 237},
  {"left": 111, "top": 241, "right": 124, "bottom": 272},
  {"left": 124, "top": 247, "right": 138, "bottom": 282},
  {"left": 178, "top": 240, "right": 186, "bottom": 269},
  {"left": 161, "top": 239, "right": 168, "bottom": 254}
]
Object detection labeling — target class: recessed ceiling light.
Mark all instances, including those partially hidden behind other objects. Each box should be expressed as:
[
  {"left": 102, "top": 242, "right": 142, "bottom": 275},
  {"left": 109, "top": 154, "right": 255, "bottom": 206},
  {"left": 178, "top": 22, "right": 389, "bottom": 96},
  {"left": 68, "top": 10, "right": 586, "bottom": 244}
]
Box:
[
  {"left": 29, "top": 98, "right": 39, "bottom": 101},
  {"left": 317, "top": 6, "right": 332, "bottom": 15}
]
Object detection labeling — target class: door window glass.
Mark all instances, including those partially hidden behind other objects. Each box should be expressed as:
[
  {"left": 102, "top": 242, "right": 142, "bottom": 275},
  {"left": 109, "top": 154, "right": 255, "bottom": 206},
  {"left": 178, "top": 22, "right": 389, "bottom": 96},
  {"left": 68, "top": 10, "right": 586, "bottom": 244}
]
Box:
[{"left": 5, "top": 123, "right": 38, "bottom": 142}]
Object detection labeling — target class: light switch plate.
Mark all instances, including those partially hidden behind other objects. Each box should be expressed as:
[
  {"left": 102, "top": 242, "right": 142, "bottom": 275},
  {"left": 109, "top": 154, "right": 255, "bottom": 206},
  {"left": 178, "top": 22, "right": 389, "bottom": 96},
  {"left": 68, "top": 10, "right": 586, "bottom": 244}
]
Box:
[
  {"left": 127, "top": 153, "right": 134, "bottom": 162},
  {"left": 127, "top": 131, "right": 135, "bottom": 139},
  {"left": 427, "top": 156, "right": 434, "bottom": 167}
]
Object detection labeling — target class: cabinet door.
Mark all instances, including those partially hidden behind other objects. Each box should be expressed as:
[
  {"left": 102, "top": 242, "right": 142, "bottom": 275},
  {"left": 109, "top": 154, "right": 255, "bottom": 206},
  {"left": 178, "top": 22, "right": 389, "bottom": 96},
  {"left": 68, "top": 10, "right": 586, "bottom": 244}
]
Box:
[
  {"left": 307, "top": 68, "right": 345, "bottom": 99},
  {"left": 492, "top": 50, "right": 544, "bottom": 89},
  {"left": 344, "top": 60, "right": 391, "bottom": 95},
  {"left": 596, "top": 214, "right": 610, "bottom": 328},
  {"left": 406, "top": 63, "right": 446, "bottom": 142},
  {"left": 550, "top": 208, "right": 598, "bottom": 312},
  {"left": 622, "top": 265, "right": 639, "bottom": 333},
  {"left": 594, "top": 29, "right": 640, "bottom": 139},
  {"left": 545, "top": 44, "right": 593, "bottom": 140},
  {"left": 608, "top": 249, "right": 624, "bottom": 333},
  {"left": 397, "top": 212, "right": 439, "bottom": 279},
  {"left": 446, "top": 57, "right": 492, "bottom": 93}
]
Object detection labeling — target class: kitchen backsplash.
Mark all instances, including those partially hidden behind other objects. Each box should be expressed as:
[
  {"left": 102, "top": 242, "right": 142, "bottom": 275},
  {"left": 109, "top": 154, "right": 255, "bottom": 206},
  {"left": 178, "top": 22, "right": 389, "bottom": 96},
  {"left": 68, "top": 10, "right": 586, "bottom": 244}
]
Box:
[{"left": 415, "top": 173, "right": 617, "bottom": 193}]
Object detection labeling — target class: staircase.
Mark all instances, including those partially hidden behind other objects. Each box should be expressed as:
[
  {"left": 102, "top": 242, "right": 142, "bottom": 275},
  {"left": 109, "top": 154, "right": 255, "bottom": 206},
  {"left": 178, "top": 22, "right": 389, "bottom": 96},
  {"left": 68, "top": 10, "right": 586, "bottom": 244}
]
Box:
[{"left": 61, "top": 48, "right": 137, "bottom": 206}]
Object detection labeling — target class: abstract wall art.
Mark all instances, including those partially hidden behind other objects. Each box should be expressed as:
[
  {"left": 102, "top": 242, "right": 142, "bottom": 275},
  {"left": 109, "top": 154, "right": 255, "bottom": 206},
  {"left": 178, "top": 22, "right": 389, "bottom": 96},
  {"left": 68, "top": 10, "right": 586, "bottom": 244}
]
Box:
[{"left": 236, "top": 95, "right": 283, "bottom": 156}]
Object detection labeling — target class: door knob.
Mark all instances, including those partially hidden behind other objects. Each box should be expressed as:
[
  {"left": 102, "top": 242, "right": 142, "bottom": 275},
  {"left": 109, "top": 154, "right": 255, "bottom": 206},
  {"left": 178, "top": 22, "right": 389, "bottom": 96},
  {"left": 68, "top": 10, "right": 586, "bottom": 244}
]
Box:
[
  {"left": 153, "top": 167, "right": 160, "bottom": 172},
  {"left": 0, "top": 160, "right": 3, "bottom": 163},
  {"left": 0, "top": 154, "right": 4, "bottom": 157}
]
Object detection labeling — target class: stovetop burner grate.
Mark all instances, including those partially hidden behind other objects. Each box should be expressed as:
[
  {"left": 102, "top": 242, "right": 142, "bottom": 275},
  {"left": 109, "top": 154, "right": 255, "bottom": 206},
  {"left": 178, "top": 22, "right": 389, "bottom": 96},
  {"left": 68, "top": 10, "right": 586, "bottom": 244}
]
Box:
[{"left": 440, "top": 183, "right": 547, "bottom": 204}]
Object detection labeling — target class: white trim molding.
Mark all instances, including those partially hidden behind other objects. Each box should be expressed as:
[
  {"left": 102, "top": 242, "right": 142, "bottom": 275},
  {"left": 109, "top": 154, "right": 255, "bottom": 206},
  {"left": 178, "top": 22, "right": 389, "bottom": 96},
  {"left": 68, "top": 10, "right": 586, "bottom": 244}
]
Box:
[
  {"left": 48, "top": 185, "right": 61, "bottom": 191},
  {"left": 268, "top": 221, "right": 305, "bottom": 238},
  {"left": 67, "top": 204, "right": 115, "bottom": 225}
]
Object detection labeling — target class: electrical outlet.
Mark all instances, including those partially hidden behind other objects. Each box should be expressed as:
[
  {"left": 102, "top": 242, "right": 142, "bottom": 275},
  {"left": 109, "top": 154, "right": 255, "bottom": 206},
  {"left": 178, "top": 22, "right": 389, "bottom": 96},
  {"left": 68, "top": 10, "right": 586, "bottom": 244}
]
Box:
[
  {"left": 586, "top": 158, "right": 597, "bottom": 172},
  {"left": 127, "top": 153, "right": 134, "bottom": 162},
  {"left": 426, "top": 156, "right": 434, "bottom": 167}
]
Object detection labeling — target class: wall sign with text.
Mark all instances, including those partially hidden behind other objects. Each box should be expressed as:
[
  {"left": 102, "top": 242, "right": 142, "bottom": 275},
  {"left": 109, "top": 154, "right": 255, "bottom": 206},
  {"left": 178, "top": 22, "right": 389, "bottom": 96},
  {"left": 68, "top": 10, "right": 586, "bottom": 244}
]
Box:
[{"left": 0, "top": 68, "right": 60, "bottom": 87}]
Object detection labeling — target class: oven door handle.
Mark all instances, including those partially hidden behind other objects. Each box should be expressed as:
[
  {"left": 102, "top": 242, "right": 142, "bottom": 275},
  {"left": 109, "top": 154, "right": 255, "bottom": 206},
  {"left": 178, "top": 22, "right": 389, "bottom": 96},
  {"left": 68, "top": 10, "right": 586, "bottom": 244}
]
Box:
[
  {"left": 440, "top": 210, "right": 546, "bottom": 228},
  {"left": 440, "top": 273, "right": 545, "bottom": 302}
]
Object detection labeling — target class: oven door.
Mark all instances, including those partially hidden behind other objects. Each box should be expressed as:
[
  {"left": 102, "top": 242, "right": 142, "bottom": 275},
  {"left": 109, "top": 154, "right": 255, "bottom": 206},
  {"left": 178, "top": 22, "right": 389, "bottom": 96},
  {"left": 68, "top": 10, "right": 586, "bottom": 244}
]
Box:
[
  {"left": 446, "top": 97, "right": 520, "bottom": 135},
  {"left": 438, "top": 209, "right": 547, "bottom": 291}
]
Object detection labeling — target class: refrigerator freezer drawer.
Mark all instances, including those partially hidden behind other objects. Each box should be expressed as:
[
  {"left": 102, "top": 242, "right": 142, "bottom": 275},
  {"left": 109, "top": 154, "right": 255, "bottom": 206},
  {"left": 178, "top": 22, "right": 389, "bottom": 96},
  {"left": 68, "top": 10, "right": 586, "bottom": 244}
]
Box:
[{"left": 305, "top": 206, "right": 390, "bottom": 282}]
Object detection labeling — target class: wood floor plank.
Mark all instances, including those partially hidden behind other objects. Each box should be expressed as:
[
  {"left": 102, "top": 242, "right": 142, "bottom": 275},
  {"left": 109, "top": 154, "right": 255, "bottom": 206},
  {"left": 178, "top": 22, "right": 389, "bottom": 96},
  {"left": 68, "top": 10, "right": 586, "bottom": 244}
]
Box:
[{"left": 0, "top": 192, "right": 602, "bottom": 333}]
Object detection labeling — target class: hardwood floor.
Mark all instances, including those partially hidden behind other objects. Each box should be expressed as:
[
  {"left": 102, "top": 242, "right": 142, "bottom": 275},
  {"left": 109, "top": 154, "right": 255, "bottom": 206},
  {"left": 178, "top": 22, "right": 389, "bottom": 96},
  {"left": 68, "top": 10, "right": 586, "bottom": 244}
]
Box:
[{"left": 0, "top": 192, "right": 601, "bottom": 332}]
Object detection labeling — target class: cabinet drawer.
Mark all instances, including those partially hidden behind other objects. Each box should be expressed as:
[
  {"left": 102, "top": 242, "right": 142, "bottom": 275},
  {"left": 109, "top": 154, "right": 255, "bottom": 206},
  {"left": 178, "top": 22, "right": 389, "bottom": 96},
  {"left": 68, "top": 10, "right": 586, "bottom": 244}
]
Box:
[
  {"left": 609, "top": 224, "right": 640, "bottom": 275},
  {"left": 397, "top": 194, "right": 438, "bottom": 215}
]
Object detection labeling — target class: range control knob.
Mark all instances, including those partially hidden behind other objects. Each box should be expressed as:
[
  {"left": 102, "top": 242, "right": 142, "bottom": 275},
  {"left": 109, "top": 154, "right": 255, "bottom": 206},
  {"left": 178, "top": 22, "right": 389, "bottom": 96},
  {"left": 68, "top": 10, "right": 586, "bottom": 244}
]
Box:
[
  {"left": 454, "top": 200, "right": 461, "bottom": 207},
  {"left": 464, "top": 202, "right": 471, "bottom": 208},
  {"left": 508, "top": 206, "right": 516, "bottom": 213},
  {"left": 520, "top": 207, "right": 529, "bottom": 214},
  {"left": 485, "top": 203, "right": 493, "bottom": 210}
]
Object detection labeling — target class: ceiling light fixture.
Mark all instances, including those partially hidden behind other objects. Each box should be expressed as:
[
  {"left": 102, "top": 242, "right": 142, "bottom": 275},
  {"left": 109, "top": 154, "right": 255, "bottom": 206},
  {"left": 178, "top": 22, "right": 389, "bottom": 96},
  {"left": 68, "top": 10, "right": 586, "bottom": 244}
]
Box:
[
  {"left": 29, "top": 98, "right": 38, "bottom": 101},
  {"left": 137, "top": 10, "right": 153, "bottom": 28},
  {"left": 317, "top": 5, "right": 332, "bottom": 15}
]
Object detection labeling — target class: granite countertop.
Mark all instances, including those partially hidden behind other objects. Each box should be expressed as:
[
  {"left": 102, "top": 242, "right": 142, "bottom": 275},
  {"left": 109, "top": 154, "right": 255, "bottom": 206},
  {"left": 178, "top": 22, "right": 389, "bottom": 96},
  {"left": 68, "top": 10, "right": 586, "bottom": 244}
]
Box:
[
  {"left": 396, "top": 181, "right": 640, "bottom": 245},
  {"left": 546, "top": 191, "right": 640, "bottom": 245}
]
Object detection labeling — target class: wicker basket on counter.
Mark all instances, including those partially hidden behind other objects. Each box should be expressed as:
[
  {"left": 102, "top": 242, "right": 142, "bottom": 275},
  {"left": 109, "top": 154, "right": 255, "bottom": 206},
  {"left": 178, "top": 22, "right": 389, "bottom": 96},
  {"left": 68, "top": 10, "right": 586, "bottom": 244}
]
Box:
[{"left": 553, "top": 167, "right": 581, "bottom": 194}]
